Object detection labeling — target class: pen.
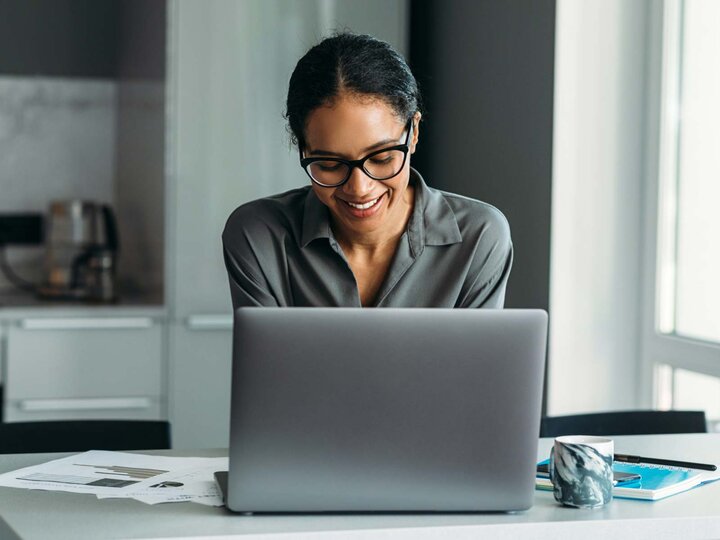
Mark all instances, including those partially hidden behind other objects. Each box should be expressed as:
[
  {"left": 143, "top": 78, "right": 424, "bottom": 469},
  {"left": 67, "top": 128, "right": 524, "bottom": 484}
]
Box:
[{"left": 615, "top": 453, "right": 718, "bottom": 472}]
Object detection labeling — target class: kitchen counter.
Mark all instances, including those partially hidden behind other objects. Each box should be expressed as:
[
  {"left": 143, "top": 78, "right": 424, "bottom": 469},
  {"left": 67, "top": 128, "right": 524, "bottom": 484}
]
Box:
[{"left": 0, "top": 288, "right": 165, "bottom": 320}]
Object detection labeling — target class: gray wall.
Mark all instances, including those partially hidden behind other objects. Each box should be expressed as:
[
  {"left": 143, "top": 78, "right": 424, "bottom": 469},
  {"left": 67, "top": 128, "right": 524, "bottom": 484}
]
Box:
[
  {"left": 0, "top": 0, "right": 165, "bottom": 79},
  {"left": 0, "top": 0, "right": 120, "bottom": 77},
  {"left": 410, "top": 0, "right": 556, "bottom": 311}
]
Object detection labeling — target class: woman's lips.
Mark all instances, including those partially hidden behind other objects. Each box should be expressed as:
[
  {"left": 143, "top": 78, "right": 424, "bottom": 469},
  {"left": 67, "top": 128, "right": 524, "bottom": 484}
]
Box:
[{"left": 338, "top": 192, "right": 386, "bottom": 218}]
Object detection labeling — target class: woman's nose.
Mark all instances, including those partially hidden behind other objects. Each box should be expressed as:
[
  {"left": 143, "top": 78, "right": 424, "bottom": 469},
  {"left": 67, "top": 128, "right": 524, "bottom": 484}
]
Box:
[{"left": 342, "top": 165, "right": 375, "bottom": 197}]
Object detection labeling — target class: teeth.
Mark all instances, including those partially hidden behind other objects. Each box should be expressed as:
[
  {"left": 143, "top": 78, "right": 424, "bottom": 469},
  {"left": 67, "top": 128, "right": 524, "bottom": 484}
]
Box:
[{"left": 346, "top": 196, "right": 381, "bottom": 210}]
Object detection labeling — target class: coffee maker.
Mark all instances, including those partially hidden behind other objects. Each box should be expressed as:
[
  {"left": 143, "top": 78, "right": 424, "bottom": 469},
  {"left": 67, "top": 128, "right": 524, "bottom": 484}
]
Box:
[{"left": 38, "top": 201, "right": 119, "bottom": 302}]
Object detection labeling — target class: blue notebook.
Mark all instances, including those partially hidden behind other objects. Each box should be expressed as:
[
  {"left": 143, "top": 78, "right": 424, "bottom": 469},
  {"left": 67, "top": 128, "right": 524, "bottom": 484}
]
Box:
[{"left": 536, "top": 459, "right": 718, "bottom": 501}]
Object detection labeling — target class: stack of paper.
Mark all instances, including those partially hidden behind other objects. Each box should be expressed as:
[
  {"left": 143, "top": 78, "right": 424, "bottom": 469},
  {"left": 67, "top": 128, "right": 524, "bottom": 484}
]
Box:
[{"left": 0, "top": 450, "right": 228, "bottom": 506}]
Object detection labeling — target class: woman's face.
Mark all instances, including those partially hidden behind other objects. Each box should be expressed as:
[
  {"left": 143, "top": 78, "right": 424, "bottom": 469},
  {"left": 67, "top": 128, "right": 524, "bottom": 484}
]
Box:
[{"left": 303, "top": 95, "right": 420, "bottom": 243}]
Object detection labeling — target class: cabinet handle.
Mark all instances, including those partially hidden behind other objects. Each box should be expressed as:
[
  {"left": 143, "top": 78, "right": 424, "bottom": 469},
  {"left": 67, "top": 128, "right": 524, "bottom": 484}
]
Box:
[
  {"left": 186, "top": 314, "right": 233, "bottom": 331},
  {"left": 18, "top": 397, "right": 153, "bottom": 412},
  {"left": 20, "top": 318, "right": 154, "bottom": 331},
  {"left": 0, "top": 328, "right": 7, "bottom": 386}
]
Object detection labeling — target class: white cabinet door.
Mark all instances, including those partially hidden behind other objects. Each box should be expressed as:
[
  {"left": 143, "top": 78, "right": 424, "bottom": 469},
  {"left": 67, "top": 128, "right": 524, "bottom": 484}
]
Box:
[
  {"left": 168, "top": 319, "right": 232, "bottom": 449},
  {"left": 4, "top": 317, "right": 163, "bottom": 422},
  {"left": 169, "top": 0, "right": 325, "bottom": 317}
]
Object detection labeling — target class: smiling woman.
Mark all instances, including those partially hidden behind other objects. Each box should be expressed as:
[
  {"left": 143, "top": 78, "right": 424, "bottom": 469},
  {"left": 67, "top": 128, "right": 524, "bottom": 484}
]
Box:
[{"left": 222, "top": 33, "right": 513, "bottom": 308}]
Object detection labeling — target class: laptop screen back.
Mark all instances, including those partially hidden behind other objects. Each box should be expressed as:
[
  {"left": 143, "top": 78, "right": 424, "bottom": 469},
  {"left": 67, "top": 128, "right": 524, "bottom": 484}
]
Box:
[{"left": 227, "top": 308, "right": 547, "bottom": 513}]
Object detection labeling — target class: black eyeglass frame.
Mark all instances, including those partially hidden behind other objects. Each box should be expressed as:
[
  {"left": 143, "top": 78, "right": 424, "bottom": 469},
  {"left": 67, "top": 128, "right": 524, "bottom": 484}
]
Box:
[{"left": 299, "top": 119, "right": 414, "bottom": 188}]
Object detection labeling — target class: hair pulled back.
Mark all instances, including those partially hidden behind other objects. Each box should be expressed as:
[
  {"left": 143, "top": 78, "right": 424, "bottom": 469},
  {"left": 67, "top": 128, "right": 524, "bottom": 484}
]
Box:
[{"left": 285, "top": 32, "right": 422, "bottom": 149}]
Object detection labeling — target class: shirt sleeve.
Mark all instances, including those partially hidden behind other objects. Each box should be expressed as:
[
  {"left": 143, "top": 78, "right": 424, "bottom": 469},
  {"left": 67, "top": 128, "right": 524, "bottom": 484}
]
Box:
[
  {"left": 222, "top": 202, "right": 282, "bottom": 310},
  {"left": 458, "top": 242, "right": 513, "bottom": 308},
  {"left": 222, "top": 245, "right": 279, "bottom": 310},
  {"left": 453, "top": 198, "right": 514, "bottom": 309}
]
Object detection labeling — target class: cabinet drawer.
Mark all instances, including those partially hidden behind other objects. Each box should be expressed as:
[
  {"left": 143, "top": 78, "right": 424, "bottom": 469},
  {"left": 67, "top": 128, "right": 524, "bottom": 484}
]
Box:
[
  {"left": 6, "top": 318, "right": 163, "bottom": 401},
  {"left": 4, "top": 397, "right": 162, "bottom": 423}
]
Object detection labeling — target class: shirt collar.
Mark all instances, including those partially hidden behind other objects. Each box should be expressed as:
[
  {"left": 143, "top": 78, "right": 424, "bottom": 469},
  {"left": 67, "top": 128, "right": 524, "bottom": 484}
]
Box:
[
  {"left": 301, "top": 186, "right": 333, "bottom": 247},
  {"left": 408, "top": 168, "right": 463, "bottom": 252},
  {"left": 301, "top": 167, "right": 463, "bottom": 251}
]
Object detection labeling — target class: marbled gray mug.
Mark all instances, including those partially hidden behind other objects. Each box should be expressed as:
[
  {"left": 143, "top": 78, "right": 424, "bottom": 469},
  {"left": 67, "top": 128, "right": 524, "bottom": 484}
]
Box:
[{"left": 549, "top": 435, "right": 614, "bottom": 508}]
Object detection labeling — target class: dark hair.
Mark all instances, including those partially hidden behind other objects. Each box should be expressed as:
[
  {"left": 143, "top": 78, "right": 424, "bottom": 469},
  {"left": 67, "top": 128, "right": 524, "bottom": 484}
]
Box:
[{"left": 285, "top": 32, "right": 422, "bottom": 149}]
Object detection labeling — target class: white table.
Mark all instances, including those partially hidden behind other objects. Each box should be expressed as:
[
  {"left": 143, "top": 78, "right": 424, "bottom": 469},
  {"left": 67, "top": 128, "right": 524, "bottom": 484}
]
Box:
[{"left": 1, "top": 434, "right": 719, "bottom": 540}]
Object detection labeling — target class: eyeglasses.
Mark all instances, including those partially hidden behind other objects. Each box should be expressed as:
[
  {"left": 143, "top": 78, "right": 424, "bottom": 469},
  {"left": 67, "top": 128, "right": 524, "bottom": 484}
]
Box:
[{"left": 300, "top": 120, "right": 413, "bottom": 188}]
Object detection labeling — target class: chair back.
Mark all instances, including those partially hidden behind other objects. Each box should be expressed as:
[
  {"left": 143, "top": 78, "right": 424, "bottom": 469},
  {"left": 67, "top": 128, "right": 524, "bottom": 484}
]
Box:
[
  {"left": 0, "top": 420, "right": 171, "bottom": 454},
  {"left": 540, "top": 410, "right": 707, "bottom": 438}
]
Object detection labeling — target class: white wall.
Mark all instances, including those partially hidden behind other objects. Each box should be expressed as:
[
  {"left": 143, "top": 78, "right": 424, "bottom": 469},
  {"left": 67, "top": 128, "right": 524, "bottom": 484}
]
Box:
[{"left": 548, "top": 0, "right": 649, "bottom": 414}]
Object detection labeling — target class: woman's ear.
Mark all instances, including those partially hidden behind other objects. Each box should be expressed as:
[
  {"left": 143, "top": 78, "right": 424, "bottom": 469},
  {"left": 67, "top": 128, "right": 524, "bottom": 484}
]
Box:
[{"left": 410, "top": 112, "right": 422, "bottom": 154}]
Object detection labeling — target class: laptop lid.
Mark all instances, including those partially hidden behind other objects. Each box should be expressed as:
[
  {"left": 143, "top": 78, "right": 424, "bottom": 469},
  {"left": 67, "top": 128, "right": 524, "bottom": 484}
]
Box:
[{"left": 227, "top": 308, "right": 547, "bottom": 513}]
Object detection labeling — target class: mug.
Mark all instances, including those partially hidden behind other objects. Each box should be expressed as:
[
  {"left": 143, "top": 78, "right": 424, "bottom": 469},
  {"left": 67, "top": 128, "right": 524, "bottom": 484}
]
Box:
[{"left": 549, "top": 435, "right": 613, "bottom": 508}]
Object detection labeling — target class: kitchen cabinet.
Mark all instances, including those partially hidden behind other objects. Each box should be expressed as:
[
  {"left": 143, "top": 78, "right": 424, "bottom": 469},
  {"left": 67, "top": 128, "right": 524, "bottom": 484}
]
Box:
[
  {"left": 169, "top": 0, "right": 321, "bottom": 318},
  {"left": 3, "top": 315, "right": 163, "bottom": 422},
  {"left": 168, "top": 317, "right": 232, "bottom": 449},
  {"left": 166, "top": 0, "right": 409, "bottom": 449}
]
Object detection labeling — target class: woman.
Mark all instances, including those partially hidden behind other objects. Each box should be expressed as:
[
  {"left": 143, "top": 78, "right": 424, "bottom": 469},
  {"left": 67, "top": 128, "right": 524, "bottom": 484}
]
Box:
[{"left": 223, "top": 33, "right": 512, "bottom": 308}]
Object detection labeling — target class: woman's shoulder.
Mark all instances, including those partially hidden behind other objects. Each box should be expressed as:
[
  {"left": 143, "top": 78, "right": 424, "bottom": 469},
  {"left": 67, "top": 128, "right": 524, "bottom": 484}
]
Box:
[
  {"left": 429, "top": 186, "right": 511, "bottom": 241},
  {"left": 222, "top": 186, "right": 310, "bottom": 244}
]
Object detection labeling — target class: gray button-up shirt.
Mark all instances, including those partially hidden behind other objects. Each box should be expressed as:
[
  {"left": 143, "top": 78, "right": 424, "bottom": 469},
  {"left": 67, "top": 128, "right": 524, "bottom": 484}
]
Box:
[{"left": 222, "top": 168, "right": 512, "bottom": 309}]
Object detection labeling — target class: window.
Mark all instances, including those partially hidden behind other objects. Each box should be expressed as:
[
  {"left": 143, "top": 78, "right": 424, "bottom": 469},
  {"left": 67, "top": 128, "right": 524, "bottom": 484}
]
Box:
[{"left": 643, "top": 0, "right": 720, "bottom": 429}]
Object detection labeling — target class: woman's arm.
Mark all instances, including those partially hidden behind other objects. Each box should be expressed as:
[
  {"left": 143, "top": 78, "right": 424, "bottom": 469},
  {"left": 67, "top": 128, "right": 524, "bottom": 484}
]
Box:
[
  {"left": 457, "top": 243, "right": 513, "bottom": 308},
  {"left": 451, "top": 197, "right": 514, "bottom": 309},
  {"left": 223, "top": 246, "right": 279, "bottom": 310}
]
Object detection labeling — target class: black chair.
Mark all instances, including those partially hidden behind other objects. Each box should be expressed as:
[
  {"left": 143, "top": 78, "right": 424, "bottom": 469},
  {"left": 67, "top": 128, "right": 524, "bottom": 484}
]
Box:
[
  {"left": 0, "top": 420, "right": 171, "bottom": 454},
  {"left": 540, "top": 410, "right": 707, "bottom": 438}
]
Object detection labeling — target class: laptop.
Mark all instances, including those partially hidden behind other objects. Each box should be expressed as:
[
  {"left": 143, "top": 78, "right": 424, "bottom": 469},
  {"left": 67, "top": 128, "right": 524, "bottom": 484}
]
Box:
[{"left": 218, "top": 307, "right": 547, "bottom": 513}]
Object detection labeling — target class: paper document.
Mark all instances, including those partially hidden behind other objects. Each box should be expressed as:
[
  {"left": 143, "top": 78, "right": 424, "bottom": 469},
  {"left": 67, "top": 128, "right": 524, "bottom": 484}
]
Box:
[
  {"left": 97, "top": 463, "right": 226, "bottom": 506},
  {"left": 0, "top": 450, "right": 228, "bottom": 506}
]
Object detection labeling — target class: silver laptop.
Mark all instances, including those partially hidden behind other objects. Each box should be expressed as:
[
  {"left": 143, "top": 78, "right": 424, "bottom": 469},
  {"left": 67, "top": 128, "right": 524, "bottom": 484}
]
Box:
[{"left": 220, "top": 307, "right": 547, "bottom": 513}]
